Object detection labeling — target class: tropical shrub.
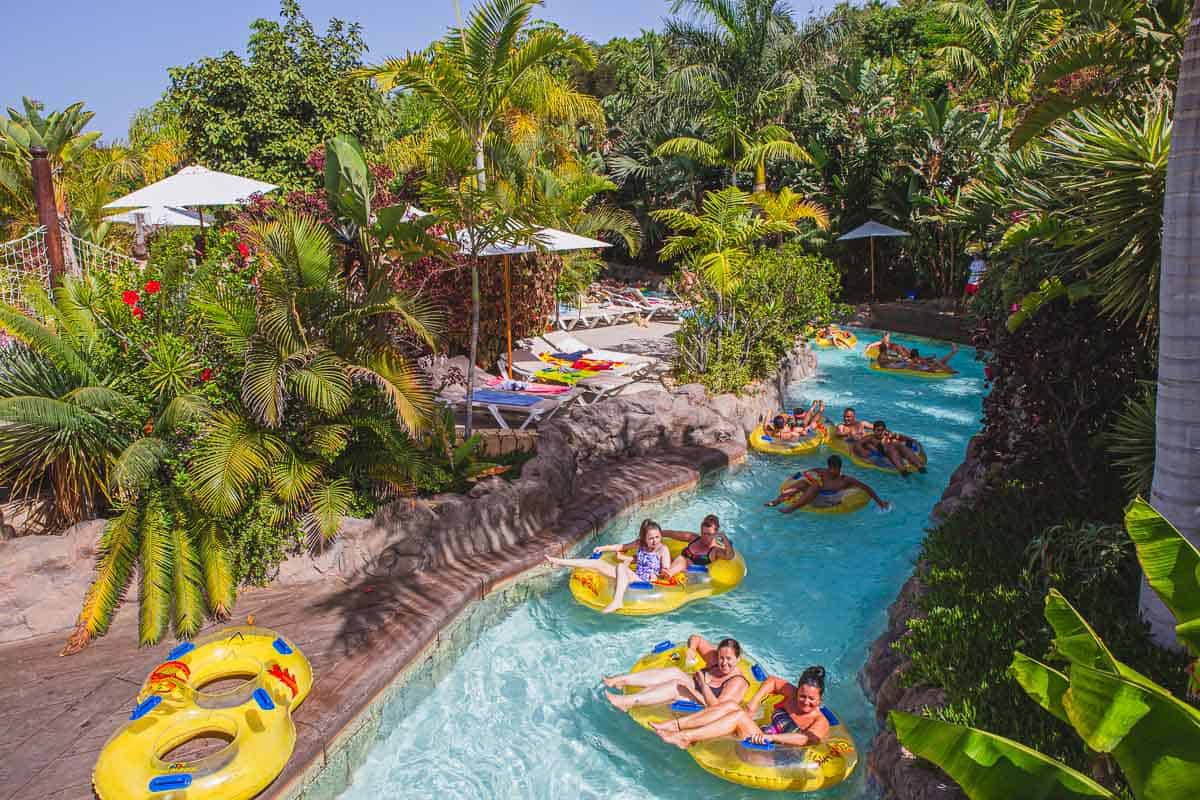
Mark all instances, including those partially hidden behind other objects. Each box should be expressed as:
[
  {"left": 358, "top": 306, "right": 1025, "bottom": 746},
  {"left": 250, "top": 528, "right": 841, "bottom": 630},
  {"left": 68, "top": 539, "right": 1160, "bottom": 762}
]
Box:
[
  {"left": 670, "top": 239, "right": 843, "bottom": 393},
  {"left": 894, "top": 500, "right": 1200, "bottom": 799},
  {"left": 164, "top": 0, "right": 393, "bottom": 186}
]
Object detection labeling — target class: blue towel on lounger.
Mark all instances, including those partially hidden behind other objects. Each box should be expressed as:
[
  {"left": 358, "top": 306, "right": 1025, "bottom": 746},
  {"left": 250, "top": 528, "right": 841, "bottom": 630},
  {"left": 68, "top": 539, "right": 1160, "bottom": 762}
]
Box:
[
  {"left": 551, "top": 349, "right": 591, "bottom": 360},
  {"left": 468, "top": 390, "right": 542, "bottom": 407}
]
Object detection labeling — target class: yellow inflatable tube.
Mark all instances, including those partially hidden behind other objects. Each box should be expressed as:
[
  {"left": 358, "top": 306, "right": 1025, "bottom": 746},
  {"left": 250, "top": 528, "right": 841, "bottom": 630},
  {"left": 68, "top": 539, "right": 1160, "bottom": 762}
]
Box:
[
  {"left": 622, "top": 642, "right": 858, "bottom": 792},
  {"left": 748, "top": 423, "right": 824, "bottom": 456},
  {"left": 569, "top": 539, "right": 746, "bottom": 616},
  {"left": 869, "top": 360, "right": 955, "bottom": 378},
  {"left": 93, "top": 625, "right": 313, "bottom": 800},
  {"left": 777, "top": 472, "right": 870, "bottom": 514},
  {"left": 827, "top": 433, "right": 927, "bottom": 475},
  {"left": 813, "top": 331, "right": 857, "bottom": 348}
]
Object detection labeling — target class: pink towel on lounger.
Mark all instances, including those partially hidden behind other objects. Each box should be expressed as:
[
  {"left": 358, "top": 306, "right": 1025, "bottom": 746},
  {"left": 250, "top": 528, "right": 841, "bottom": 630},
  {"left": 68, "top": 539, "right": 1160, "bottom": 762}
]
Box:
[{"left": 485, "top": 377, "right": 570, "bottom": 395}]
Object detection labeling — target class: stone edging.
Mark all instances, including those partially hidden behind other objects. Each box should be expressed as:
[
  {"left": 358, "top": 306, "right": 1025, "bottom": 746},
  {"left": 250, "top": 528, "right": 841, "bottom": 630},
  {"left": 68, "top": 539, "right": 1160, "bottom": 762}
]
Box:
[
  {"left": 273, "top": 444, "right": 742, "bottom": 799},
  {"left": 858, "top": 436, "right": 987, "bottom": 800}
]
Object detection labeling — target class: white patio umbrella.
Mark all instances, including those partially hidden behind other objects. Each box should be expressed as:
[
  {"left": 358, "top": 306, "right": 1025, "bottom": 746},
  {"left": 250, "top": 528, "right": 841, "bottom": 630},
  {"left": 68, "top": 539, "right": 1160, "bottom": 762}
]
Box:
[
  {"left": 104, "top": 165, "right": 278, "bottom": 230},
  {"left": 837, "top": 220, "right": 909, "bottom": 298},
  {"left": 404, "top": 206, "right": 611, "bottom": 374},
  {"left": 104, "top": 206, "right": 202, "bottom": 227}
]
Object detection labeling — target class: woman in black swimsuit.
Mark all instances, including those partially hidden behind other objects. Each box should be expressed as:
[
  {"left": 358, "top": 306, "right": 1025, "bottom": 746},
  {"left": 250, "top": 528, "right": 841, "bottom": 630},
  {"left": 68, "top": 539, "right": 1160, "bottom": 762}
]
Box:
[
  {"left": 603, "top": 635, "right": 749, "bottom": 713},
  {"left": 662, "top": 514, "right": 734, "bottom": 577}
]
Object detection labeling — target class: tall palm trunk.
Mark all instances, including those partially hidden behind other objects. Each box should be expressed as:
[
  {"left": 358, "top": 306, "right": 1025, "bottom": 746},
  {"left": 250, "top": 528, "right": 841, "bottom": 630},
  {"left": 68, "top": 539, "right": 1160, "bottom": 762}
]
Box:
[
  {"left": 465, "top": 263, "right": 481, "bottom": 437},
  {"left": 1142, "top": 0, "right": 1200, "bottom": 645},
  {"left": 754, "top": 160, "right": 767, "bottom": 194}
]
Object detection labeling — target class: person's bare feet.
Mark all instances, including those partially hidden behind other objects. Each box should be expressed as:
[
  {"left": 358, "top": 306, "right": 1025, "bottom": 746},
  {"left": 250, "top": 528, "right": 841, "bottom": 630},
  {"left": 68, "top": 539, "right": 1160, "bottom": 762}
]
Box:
[
  {"left": 601, "top": 602, "right": 621, "bottom": 614},
  {"left": 602, "top": 675, "right": 623, "bottom": 689},
  {"left": 604, "top": 691, "right": 634, "bottom": 711},
  {"left": 651, "top": 719, "right": 680, "bottom": 732},
  {"left": 661, "top": 732, "right": 691, "bottom": 749},
  {"left": 544, "top": 554, "right": 564, "bottom": 567}
]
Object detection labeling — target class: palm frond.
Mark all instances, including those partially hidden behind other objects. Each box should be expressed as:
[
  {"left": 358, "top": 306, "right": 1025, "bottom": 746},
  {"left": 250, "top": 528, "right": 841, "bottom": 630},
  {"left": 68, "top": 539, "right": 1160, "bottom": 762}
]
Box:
[
  {"left": 137, "top": 493, "right": 174, "bottom": 646},
  {"left": 191, "top": 411, "right": 283, "bottom": 517},
  {"left": 303, "top": 477, "right": 353, "bottom": 549},
  {"left": 110, "top": 437, "right": 169, "bottom": 498},
  {"left": 171, "top": 513, "right": 206, "bottom": 639},
  {"left": 286, "top": 350, "right": 352, "bottom": 417},
  {"left": 65, "top": 504, "right": 140, "bottom": 650},
  {"left": 195, "top": 519, "right": 234, "bottom": 617}
]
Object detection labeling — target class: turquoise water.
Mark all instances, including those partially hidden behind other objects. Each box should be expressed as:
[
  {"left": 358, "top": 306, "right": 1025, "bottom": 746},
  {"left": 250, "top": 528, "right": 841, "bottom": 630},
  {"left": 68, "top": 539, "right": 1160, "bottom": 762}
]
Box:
[{"left": 339, "top": 330, "right": 984, "bottom": 799}]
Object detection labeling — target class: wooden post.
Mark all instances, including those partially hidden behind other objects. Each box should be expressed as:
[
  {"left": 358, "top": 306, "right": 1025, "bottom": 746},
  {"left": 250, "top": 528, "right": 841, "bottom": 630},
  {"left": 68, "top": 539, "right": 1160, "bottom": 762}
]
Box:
[
  {"left": 869, "top": 237, "right": 876, "bottom": 299},
  {"left": 29, "top": 146, "right": 66, "bottom": 284},
  {"left": 503, "top": 254, "right": 513, "bottom": 378}
]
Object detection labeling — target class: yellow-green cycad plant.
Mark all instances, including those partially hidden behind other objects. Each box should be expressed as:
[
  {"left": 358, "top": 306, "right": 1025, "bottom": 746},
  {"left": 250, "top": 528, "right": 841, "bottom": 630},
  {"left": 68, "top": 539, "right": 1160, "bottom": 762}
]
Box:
[
  {"left": 189, "top": 212, "right": 443, "bottom": 539},
  {"left": 893, "top": 499, "right": 1200, "bottom": 799},
  {"left": 652, "top": 186, "right": 796, "bottom": 302},
  {"left": 752, "top": 186, "right": 830, "bottom": 246}
]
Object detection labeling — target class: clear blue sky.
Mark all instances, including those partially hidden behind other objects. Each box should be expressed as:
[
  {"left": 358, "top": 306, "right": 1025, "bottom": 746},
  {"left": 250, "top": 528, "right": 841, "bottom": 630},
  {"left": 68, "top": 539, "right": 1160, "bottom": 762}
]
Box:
[{"left": 0, "top": 0, "right": 734, "bottom": 142}]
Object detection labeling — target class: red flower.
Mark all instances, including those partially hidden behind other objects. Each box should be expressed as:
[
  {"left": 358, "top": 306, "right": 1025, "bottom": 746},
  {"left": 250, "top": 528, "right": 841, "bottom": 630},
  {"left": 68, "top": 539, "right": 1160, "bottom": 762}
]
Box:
[
  {"left": 131, "top": 306, "right": 144, "bottom": 320},
  {"left": 237, "top": 241, "right": 250, "bottom": 259},
  {"left": 984, "top": 364, "right": 996, "bottom": 380},
  {"left": 200, "top": 368, "right": 213, "bottom": 382},
  {"left": 122, "top": 290, "right": 140, "bottom": 306},
  {"left": 144, "top": 280, "right": 161, "bottom": 295}
]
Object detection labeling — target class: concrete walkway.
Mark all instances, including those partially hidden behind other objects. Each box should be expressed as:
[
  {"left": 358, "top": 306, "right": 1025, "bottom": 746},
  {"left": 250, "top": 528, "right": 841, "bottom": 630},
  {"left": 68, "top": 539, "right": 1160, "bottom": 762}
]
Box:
[{"left": 0, "top": 443, "right": 742, "bottom": 800}]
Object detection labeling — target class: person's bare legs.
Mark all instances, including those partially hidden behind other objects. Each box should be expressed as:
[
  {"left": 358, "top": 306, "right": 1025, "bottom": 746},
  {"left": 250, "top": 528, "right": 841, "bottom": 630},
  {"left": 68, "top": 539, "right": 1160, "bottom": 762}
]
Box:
[
  {"left": 545, "top": 555, "right": 617, "bottom": 578},
  {"left": 605, "top": 678, "right": 697, "bottom": 711},
  {"left": 652, "top": 700, "right": 744, "bottom": 732},
  {"left": 604, "top": 667, "right": 688, "bottom": 690},
  {"left": 779, "top": 483, "right": 820, "bottom": 513},
  {"left": 661, "top": 708, "right": 762, "bottom": 749},
  {"left": 665, "top": 554, "right": 689, "bottom": 577},
  {"left": 766, "top": 481, "right": 809, "bottom": 506},
  {"left": 882, "top": 443, "right": 909, "bottom": 472},
  {"left": 603, "top": 564, "right": 636, "bottom": 614}
]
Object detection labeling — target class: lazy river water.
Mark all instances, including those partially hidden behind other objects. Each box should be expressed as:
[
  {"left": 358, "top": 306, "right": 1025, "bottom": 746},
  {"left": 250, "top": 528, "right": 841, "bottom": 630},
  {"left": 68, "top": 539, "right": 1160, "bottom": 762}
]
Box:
[{"left": 339, "top": 329, "right": 984, "bottom": 799}]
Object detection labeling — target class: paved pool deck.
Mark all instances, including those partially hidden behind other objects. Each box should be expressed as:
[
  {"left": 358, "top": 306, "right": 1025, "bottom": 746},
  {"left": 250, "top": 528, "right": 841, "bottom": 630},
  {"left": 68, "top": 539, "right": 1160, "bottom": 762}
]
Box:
[{"left": 0, "top": 442, "right": 743, "bottom": 800}]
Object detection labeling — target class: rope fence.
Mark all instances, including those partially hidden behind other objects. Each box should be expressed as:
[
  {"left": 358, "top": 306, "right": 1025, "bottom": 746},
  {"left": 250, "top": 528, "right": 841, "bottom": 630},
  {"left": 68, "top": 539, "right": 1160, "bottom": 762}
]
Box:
[{"left": 0, "top": 224, "right": 144, "bottom": 307}]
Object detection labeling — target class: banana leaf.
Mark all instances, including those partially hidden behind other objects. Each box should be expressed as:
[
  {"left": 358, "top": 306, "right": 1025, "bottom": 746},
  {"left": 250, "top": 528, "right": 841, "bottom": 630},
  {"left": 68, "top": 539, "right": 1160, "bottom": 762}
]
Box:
[
  {"left": 890, "top": 711, "right": 1117, "bottom": 800},
  {"left": 1125, "top": 498, "right": 1200, "bottom": 654},
  {"left": 1064, "top": 663, "right": 1200, "bottom": 800},
  {"left": 1043, "top": 589, "right": 1157, "bottom": 687},
  {"left": 1010, "top": 652, "right": 1070, "bottom": 724}
]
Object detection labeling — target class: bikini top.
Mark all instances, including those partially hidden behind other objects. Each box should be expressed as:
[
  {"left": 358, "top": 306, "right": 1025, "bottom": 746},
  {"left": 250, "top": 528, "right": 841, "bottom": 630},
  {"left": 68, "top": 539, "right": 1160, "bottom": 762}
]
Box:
[
  {"left": 702, "top": 669, "right": 747, "bottom": 698},
  {"left": 682, "top": 534, "right": 730, "bottom": 566}
]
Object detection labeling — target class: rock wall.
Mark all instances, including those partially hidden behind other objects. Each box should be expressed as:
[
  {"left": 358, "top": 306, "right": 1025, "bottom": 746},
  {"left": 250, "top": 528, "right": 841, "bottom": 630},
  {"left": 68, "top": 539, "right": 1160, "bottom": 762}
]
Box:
[
  {"left": 858, "top": 435, "right": 987, "bottom": 800},
  {"left": 0, "top": 345, "right": 817, "bottom": 643}
]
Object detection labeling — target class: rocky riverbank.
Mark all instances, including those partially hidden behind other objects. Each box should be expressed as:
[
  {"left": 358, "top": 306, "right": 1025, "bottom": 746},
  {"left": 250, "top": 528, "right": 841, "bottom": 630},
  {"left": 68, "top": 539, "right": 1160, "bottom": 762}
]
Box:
[{"left": 858, "top": 434, "right": 988, "bottom": 800}]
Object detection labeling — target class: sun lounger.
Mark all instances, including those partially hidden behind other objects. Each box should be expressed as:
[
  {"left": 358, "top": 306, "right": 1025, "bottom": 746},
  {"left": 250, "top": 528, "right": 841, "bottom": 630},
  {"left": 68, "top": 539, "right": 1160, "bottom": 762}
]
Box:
[
  {"left": 439, "top": 386, "right": 572, "bottom": 430},
  {"left": 596, "top": 286, "right": 680, "bottom": 322},
  {"left": 499, "top": 349, "right": 637, "bottom": 406},
  {"left": 537, "top": 332, "right": 659, "bottom": 377}
]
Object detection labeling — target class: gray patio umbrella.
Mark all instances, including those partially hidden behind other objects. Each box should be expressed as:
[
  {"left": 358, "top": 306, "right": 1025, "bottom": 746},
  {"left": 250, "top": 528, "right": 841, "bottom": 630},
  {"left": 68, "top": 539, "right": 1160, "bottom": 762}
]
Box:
[{"left": 837, "top": 220, "right": 909, "bottom": 298}]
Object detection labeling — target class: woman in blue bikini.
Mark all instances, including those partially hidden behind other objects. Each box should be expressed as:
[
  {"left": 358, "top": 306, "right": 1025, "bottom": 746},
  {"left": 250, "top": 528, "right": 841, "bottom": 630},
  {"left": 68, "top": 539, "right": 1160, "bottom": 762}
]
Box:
[
  {"left": 657, "top": 666, "right": 831, "bottom": 749},
  {"left": 603, "top": 635, "right": 750, "bottom": 713},
  {"left": 545, "top": 519, "right": 672, "bottom": 613}
]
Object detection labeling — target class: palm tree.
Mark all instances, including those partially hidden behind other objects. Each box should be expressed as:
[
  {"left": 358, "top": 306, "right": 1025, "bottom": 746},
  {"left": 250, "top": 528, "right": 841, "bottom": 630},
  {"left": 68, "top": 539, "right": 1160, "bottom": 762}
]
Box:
[
  {"left": 1143, "top": 0, "right": 1200, "bottom": 646},
  {"left": 356, "top": 0, "right": 599, "bottom": 191},
  {"left": 653, "top": 85, "right": 812, "bottom": 191},
  {"left": 934, "top": 0, "right": 1064, "bottom": 127},
  {"left": 652, "top": 186, "right": 796, "bottom": 306},
  {"left": 0, "top": 279, "right": 129, "bottom": 531},
  {"left": 1011, "top": 0, "right": 1187, "bottom": 147},
  {"left": 752, "top": 186, "right": 829, "bottom": 245},
  {"left": 357, "top": 0, "right": 598, "bottom": 434},
  {"left": 662, "top": 0, "right": 819, "bottom": 191},
  {"left": 0, "top": 98, "right": 101, "bottom": 234}
]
